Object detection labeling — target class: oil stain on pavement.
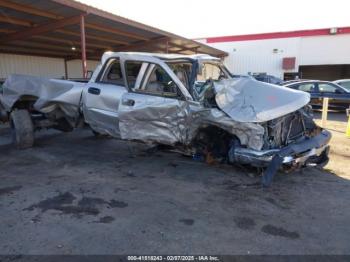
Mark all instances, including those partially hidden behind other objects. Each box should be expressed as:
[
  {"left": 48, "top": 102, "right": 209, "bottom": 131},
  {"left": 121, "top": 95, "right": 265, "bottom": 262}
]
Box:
[
  {"left": 24, "top": 192, "right": 128, "bottom": 217},
  {"left": 96, "top": 216, "right": 115, "bottom": 223},
  {"left": 179, "top": 219, "right": 195, "bottom": 226},
  {"left": 261, "top": 224, "right": 300, "bottom": 239},
  {"left": 234, "top": 217, "right": 256, "bottom": 230},
  {"left": 0, "top": 186, "right": 22, "bottom": 196}
]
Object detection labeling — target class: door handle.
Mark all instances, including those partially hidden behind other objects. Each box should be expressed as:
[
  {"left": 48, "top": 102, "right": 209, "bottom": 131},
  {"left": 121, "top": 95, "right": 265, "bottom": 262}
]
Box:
[
  {"left": 88, "top": 87, "right": 101, "bottom": 95},
  {"left": 122, "top": 98, "right": 135, "bottom": 106}
]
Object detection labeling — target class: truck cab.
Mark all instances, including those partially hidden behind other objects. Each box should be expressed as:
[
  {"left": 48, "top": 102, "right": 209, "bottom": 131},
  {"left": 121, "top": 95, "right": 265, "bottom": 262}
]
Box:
[{"left": 82, "top": 52, "right": 232, "bottom": 141}]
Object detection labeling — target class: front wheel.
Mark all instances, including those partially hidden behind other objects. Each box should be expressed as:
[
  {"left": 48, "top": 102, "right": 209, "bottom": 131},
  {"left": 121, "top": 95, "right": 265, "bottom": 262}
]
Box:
[{"left": 10, "top": 109, "right": 34, "bottom": 149}]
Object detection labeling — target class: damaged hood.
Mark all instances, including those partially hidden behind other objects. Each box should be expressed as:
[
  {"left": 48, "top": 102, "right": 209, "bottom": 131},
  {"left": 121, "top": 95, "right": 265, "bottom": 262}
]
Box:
[{"left": 214, "top": 78, "right": 310, "bottom": 123}]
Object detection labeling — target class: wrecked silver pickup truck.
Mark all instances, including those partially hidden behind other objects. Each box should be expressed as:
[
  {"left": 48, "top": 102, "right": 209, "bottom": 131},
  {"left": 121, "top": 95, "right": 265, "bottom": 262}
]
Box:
[{"left": 0, "top": 52, "right": 331, "bottom": 186}]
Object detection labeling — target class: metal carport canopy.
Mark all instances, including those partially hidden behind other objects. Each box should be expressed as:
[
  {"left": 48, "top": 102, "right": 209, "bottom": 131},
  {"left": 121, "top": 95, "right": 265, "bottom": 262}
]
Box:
[{"left": 0, "top": 0, "right": 228, "bottom": 77}]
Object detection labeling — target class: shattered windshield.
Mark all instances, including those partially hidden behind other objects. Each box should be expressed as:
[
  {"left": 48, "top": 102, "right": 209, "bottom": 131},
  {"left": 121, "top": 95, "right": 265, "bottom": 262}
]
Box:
[
  {"left": 197, "top": 63, "right": 229, "bottom": 82},
  {"left": 166, "top": 61, "right": 231, "bottom": 103},
  {"left": 194, "top": 63, "right": 230, "bottom": 101}
]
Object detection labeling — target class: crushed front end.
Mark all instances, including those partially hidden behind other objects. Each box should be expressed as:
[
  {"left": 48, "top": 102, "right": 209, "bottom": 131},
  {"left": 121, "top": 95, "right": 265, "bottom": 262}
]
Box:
[
  {"left": 201, "top": 78, "right": 332, "bottom": 186},
  {"left": 228, "top": 106, "right": 331, "bottom": 186}
]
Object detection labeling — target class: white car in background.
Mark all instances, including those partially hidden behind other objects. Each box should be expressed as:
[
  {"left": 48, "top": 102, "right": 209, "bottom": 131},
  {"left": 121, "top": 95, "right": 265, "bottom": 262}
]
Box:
[{"left": 333, "top": 79, "right": 350, "bottom": 92}]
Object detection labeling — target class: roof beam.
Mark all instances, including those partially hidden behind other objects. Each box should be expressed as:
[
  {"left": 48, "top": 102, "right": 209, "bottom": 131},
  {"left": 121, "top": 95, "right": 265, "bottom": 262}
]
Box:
[
  {"left": 0, "top": 1, "right": 61, "bottom": 19},
  {"left": 171, "top": 46, "right": 199, "bottom": 53},
  {"left": 0, "top": 0, "right": 149, "bottom": 41},
  {"left": 84, "top": 23, "right": 148, "bottom": 41},
  {"left": 56, "top": 29, "right": 129, "bottom": 46},
  {"left": 1, "top": 41, "right": 95, "bottom": 54},
  {"left": 168, "top": 42, "right": 199, "bottom": 52},
  {"left": 0, "top": 29, "right": 16, "bottom": 34},
  {"left": 0, "top": 46, "right": 75, "bottom": 57},
  {"left": 32, "top": 35, "right": 112, "bottom": 50},
  {"left": 0, "top": 15, "right": 124, "bottom": 47},
  {"left": 0, "top": 15, "right": 85, "bottom": 44},
  {"left": 0, "top": 15, "right": 33, "bottom": 27},
  {"left": 115, "top": 37, "right": 168, "bottom": 51}
]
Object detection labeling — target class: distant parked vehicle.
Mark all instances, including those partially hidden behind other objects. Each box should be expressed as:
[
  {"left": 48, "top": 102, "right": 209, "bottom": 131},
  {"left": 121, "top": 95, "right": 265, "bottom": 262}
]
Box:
[
  {"left": 252, "top": 73, "right": 284, "bottom": 85},
  {"left": 333, "top": 79, "right": 350, "bottom": 92},
  {"left": 282, "top": 79, "right": 313, "bottom": 86},
  {"left": 283, "top": 80, "right": 350, "bottom": 111}
]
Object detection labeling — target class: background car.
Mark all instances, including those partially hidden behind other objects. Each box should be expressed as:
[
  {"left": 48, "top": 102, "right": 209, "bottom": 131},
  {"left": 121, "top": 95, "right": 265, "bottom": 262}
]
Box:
[
  {"left": 252, "top": 73, "right": 284, "bottom": 85},
  {"left": 283, "top": 80, "right": 350, "bottom": 111},
  {"left": 333, "top": 79, "right": 350, "bottom": 92},
  {"left": 282, "top": 79, "right": 313, "bottom": 85}
]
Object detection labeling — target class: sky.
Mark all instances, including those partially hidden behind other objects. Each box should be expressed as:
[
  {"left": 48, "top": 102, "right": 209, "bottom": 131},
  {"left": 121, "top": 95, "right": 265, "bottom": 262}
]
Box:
[{"left": 78, "top": 0, "right": 349, "bottom": 39}]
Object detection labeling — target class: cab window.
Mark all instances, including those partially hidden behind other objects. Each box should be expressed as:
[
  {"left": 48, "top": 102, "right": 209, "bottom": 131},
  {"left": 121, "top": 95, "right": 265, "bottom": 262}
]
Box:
[
  {"left": 136, "top": 64, "right": 181, "bottom": 98},
  {"left": 100, "top": 59, "right": 124, "bottom": 86},
  {"left": 167, "top": 62, "right": 192, "bottom": 90},
  {"left": 125, "top": 61, "right": 148, "bottom": 89}
]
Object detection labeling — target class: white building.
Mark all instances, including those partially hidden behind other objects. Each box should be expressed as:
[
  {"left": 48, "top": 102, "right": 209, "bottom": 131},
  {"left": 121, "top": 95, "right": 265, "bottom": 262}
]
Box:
[
  {"left": 0, "top": 55, "right": 99, "bottom": 80},
  {"left": 196, "top": 27, "right": 350, "bottom": 81}
]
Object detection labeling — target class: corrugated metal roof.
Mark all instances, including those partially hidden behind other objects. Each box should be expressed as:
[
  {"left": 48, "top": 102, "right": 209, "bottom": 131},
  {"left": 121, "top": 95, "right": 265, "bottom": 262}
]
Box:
[{"left": 0, "top": 0, "right": 227, "bottom": 60}]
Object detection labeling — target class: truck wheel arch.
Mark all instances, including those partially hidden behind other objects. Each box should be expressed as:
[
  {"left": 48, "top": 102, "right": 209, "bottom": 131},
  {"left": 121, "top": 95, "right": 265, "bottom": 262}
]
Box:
[
  {"left": 11, "top": 95, "right": 38, "bottom": 111},
  {"left": 190, "top": 125, "right": 240, "bottom": 160}
]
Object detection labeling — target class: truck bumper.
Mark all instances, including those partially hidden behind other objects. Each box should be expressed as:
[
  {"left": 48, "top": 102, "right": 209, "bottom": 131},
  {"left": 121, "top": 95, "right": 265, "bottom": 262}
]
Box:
[{"left": 230, "top": 130, "right": 332, "bottom": 186}]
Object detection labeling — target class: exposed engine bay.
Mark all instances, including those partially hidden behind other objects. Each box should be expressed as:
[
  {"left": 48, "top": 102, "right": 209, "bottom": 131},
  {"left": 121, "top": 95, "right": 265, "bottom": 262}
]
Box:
[{"left": 263, "top": 106, "right": 321, "bottom": 150}]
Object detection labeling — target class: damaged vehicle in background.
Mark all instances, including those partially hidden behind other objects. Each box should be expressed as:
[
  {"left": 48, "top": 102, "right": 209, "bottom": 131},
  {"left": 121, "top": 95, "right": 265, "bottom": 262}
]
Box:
[{"left": 0, "top": 52, "right": 331, "bottom": 186}]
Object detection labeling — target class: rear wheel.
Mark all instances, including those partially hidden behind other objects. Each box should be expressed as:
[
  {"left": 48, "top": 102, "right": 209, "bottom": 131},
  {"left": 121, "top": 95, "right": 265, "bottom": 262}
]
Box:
[{"left": 10, "top": 109, "right": 34, "bottom": 149}]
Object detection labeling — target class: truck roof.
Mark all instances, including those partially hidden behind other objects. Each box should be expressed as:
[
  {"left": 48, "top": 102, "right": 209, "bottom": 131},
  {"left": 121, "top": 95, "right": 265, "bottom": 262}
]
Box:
[{"left": 101, "top": 52, "right": 221, "bottom": 63}]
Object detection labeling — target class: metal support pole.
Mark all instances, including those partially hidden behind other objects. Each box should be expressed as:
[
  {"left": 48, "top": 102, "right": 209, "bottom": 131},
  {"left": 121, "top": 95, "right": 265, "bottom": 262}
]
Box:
[
  {"left": 346, "top": 108, "right": 350, "bottom": 138},
  {"left": 166, "top": 40, "right": 169, "bottom": 54},
  {"left": 64, "top": 58, "right": 68, "bottom": 79},
  {"left": 321, "top": 97, "right": 329, "bottom": 128},
  {"left": 80, "top": 14, "right": 87, "bottom": 78}
]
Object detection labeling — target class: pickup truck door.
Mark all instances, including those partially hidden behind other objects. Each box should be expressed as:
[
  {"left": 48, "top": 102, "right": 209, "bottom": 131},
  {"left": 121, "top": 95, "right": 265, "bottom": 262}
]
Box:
[
  {"left": 82, "top": 58, "right": 127, "bottom": 137},
  {"left": 118, "top": 61, "right": 190, "bottom": 145}
]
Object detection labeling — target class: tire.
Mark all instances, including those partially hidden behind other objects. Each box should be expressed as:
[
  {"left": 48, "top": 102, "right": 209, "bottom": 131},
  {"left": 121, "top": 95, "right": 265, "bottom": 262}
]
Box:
[{"left": 10, "top": 109, "right": 34, "bottom": 149}]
